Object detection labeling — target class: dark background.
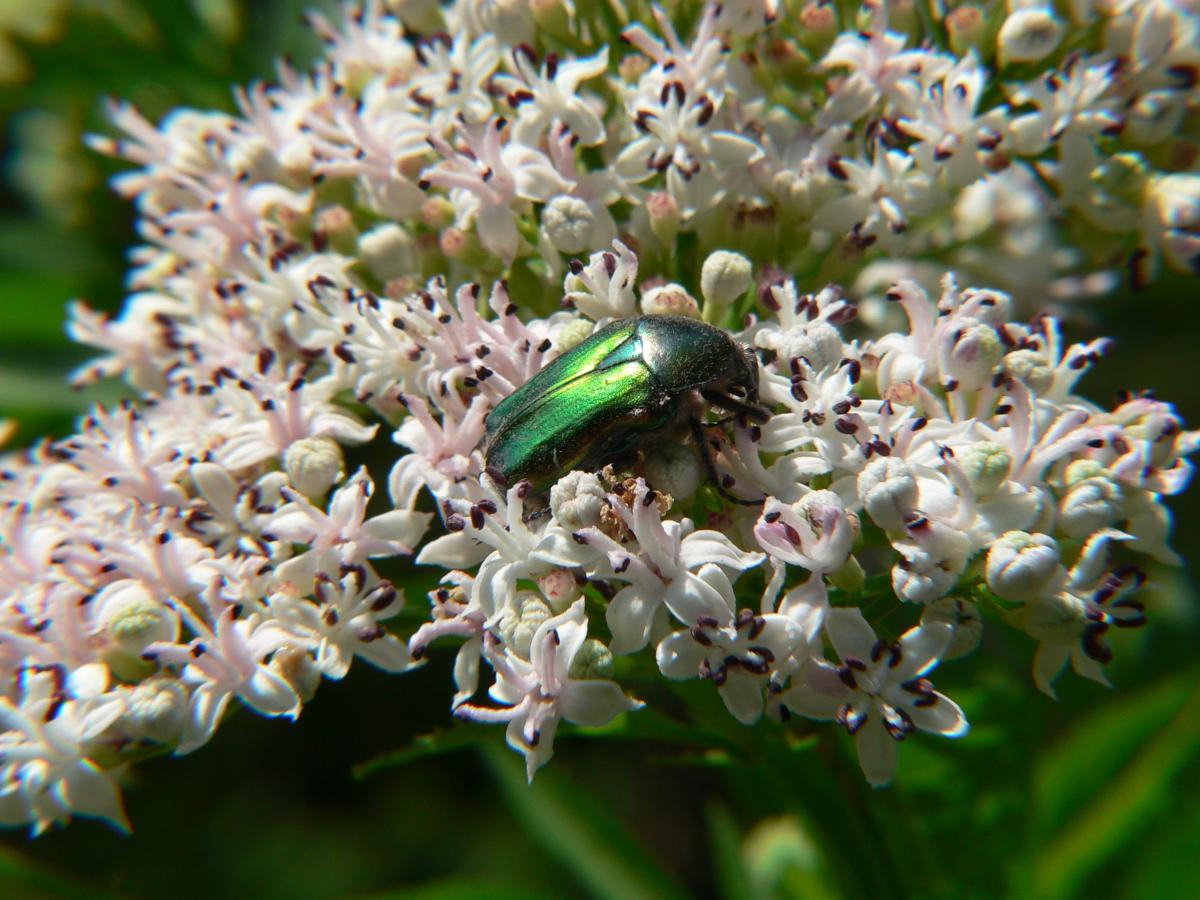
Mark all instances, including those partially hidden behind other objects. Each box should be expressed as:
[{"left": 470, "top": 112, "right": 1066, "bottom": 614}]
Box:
[{"left": 1, "top": 4, "right": 1198, "bottom": 898}]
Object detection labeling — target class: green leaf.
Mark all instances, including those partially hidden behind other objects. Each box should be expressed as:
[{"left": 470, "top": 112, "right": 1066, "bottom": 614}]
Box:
[
  {"left": 0, "top": 843, "right": 118, "bottom": 900},
  {"left": 1030, "top": 668, "right": 1196, "bottom": 839},
  {"left": 708, "top": 804, "right": 756, "bottom": 900},
  {"left": 1029, "top": 676, "right": 1200, "bottom": 900},
  {"left": 361, "top": 877, "right": 558, "bottom": 900},
  {"left": 482, "top": 744, "right": 689, "bottom": 900},
  {"left": 352, "top": 724, "right": 494, "bottom": 779}
]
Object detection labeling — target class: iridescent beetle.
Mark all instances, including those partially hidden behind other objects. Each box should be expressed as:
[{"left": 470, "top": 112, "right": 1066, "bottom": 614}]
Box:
[{"left": 482, "top": 315, "right": 769, "bottom": 502}]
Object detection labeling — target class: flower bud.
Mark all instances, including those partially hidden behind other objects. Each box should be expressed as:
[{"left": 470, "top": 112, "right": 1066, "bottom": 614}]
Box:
[
  {"left": 647, "top": 191, "right": 681, "bottom": 243},
  {"left": 119, "top": 677, "right": 188, "bottom": 745},
  {"left": 1146, "top": 173, "right": 1200, "bottom": 275},
  {"left": 284, "top": 436, "right": 345, "bottom": 499},
  {"left": 959, "top": 441, "right": 1011, "bottom": 497},
  {"left": 701, "top": 250, "right": 753, "bottom": 310},
  {"left": 569, "top": 638, "right": 615, "bottom": 680},
  {"left": 771, "top": 169, "right": 814, "bottom": 217},
  {"left": 997, "top": 7, "right": 1063, "bottom": 67},
  {"left": 421, "top": 196, "right": 455, "bottom": 229},
  {"left": 556, "top": 317, "right": 597, "bottom": 352},
  {"left": 538, "top": 568, "right": 582, "bottom": 611},
  {"left": 1125, "top": 91, "right": 1185, "bottom": 147},
  {"left": 641, "top": 283, "right": 700, "bottom": 318},
  {"left": 509, "top": 593, "right": 552, "bottom": 659},
  {"left": 760, "top": 322, "right": 844, "bottom": 373},
  {"left": 1059, "top": 476, "right": 1123, "bottom": 539},
  {"left": 1002, "top": 349, "right": 1055, "bottom": 393},
  {"left": 643, "top": 442, "right": 701, "bottom": 502},
  {"left": 858, "top": 457, "right": 918, "bottom": 532},
  {"left": 986, "top": 531, "right": 1061, "bottom": 602},
  {"left": 945, "top": 5, "right": 986, "bottom": 56},
  {"left": 941, "top": 317, "right": 1004, "bottom": 391},
  {"left": 550, "top": 470, "right": 608, "bottom": 530},
  {"left": 359, "top": 223, "right": 418, "bottom": 282},
  {"left": 543, "top": 195, "right": 597, "bottom": 254},
  {"left": 921, "top": 597, "right": 983, "bottom": 660},
  {"left": 892, "top": 558, "right": 959, "bottom": 604},
  {"left": 96, "top": 581, "right": 179, "bottom": 654},
  {"left": 314, "top": 205, "right": 358, "bottom": 255}
]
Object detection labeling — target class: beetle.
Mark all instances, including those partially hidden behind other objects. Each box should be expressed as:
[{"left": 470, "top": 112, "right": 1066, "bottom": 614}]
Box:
[{"left": 482, "top": 315, "right": 770, "bottom": 502}]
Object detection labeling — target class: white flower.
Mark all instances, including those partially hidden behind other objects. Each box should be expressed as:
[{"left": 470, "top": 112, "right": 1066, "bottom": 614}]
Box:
[
  {"left": 269, "top": 567, "right": 412, "bottom": 680},
  {"left": 496, "top": 46, "right": 610, "bottom": 147},
  {"left": 580, "top": 479, "right": 763, "bottom": 654},
  {"left": 778, "top": 609, "right": 968, "bottom": 786},
  {"left": 144, "top": 604, "right": 300, "bottom": 754},
  {"left": 563, "top": 241, "right": 639, "bottom": 321},
  {"left": 0, "top": 665, "right": 129, "bottom": 834},
  {"left": 267, "top": 468, "right": 430, "bottom": 593},
  {"left": 658, "top": 609, "right": 801, "bottom": 724},
  {"left": 455, "top": 601, "right": 643, "bottom": 780}
]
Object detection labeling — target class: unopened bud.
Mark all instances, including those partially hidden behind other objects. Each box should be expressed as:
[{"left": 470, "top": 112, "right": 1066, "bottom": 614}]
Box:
[
  {"left": 543, "top": 195, "right": 597, "bottom": 254},
  {"left": 997, "top": 8, "right": 1063, "bottom": 67},
  {"left": 643, "top": 442, "right": 701, "bottom": 501},
  {"left": 986, "top": 531, "right": 1061, "bottom": 602},
  {"left": 284, "top": 437, "right": 345, "bottom": 499},
  {"left": 701, "top": 250, "right": 753, "bottom": 312},
  {"left": 1059, "top": 476, "right": 1123, "bottom": 539},
  {"left": 858, "top": 457, "right": 917, "bottom": 532},
  {"left": 959, "top": 441, "right": 1011, "bottom": 497},
  {"left": 550, "top": 470, "right": 608, "bottom": 529},
  {"left": 359, "top": 223, "right": 417, "bottom": 281},
  {"left": 641, "top": 283, "right": 700, "bottom": 317},
  {"left": 569, "top": 638, "right": 615, "bottom": 679},
  {"left": 538, "top": 568, "right": 581, "bottom": 611},
  {"left": 647, "top": 191, "right": 681, "bottom": 243},
  {"left": 941, "top": 318, "right": 1004, "bottom": 391}
]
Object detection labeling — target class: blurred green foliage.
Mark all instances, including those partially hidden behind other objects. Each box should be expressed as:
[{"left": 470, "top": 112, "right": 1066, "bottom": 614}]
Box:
[{"left": 1, "top": 3, "right": 1199, "bottom": 898}]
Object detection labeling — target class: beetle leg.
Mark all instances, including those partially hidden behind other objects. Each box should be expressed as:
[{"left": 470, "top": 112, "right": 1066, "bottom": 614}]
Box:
[
  {"left": 688, "top": 417, "right": 766, "bottom": 506},
  {"left": 700, "top": 389, "right": 772, "bottom": 423}
]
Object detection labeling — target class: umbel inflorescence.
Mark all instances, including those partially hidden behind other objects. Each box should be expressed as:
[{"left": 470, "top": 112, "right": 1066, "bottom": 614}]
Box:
[{"left": 1, "top": 0, "right": 1198, "bottom": 833}]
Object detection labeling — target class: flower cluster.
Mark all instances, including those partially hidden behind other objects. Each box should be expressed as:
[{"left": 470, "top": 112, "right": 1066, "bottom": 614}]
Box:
[{"left": 1, "top": 0, "right": 1198, "bottom": 833}]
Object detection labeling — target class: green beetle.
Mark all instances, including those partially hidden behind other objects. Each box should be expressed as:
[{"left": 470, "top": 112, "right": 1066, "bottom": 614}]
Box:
[{"left": 482, "top": 315, "right": 769, "bottom": 501}]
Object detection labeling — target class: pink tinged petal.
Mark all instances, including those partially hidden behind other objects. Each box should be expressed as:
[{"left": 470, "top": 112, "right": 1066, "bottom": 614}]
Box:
[
  {"left": 904, "top": 691, "right": 969, "bottom": 737},
  {"left": 720, "top": 672, "right": 766, "bottom": 725},
  {"left": 656, "top": 631, "right": 709, "bottom": 680},
  {"left": 560, "top": 680, "right": 643, "bottom": 726},
  {"left": 606, "top": 585, "right": 657, "bottom": 655},
  {"left": 61, "top": 761, "right": 130, "bottom": 833},
  {"left": 1032, "top": 642, "right": 1071, "bottom": 698},
  {"left": 855, "top": 717, "right": 899, "bottom": 788},
  {"left": 891, "top": 622, "right": 953, "bottom": 682},
  {"left": 824, "top": 607, "right": 878, "bottom": 662}
]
